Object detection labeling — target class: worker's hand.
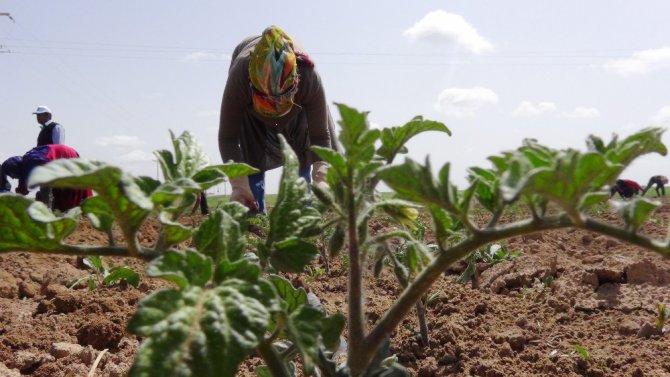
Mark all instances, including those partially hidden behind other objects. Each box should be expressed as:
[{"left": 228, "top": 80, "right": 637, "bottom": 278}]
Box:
[
  {"left": 229, "top": 176, "right": 258, "bottom": 212},
  {"left": 311, "top": 161, "right": 329, "bottom": 185}
]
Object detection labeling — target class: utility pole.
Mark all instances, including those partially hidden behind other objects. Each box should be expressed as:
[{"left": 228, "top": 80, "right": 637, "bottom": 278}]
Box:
[{"left": 0, "top": 13, "right": 14, "bottom": 22}]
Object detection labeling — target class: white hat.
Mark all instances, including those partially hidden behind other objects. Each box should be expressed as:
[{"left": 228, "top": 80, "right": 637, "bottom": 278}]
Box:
[{"left": 32, "top": 106, "right": 52, "bottom": 114}]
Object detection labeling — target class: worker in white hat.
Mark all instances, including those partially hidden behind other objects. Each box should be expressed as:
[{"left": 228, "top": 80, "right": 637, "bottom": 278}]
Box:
[{"left": 32, "top": 105, "right": 65, "bottom": 146}]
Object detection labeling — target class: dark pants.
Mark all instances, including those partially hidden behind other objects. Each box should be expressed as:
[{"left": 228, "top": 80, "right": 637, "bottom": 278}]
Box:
[{"left": 248, "top": 166, "right": 311, "bottom": 214}]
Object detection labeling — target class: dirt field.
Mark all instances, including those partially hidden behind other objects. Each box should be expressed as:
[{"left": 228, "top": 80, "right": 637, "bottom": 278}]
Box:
[{"left": 1, "top": 200, "right": 670, "bottom": 377}]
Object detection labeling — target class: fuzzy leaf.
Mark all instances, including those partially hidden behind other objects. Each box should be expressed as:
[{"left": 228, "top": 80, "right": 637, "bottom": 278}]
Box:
[
  {"left": 214, "top": 258, "right": 260, "bottom": 284},
  {"left": 81, "top": 196, "right": 114, "bottom": 234},
  {"left": 378, "top": 117, "right": 450, "bottom": 163},
  {"left": 321, "top": 313, "right": 346, "bottom": 352},
  {"left": 269, "top": 238, "right": 318, "bottom": 273},
  {"left": 104, "top": 266, "right": 140, "bottom": 288},
  {"left": 0, "top": 195, "right": 71, "bottom": 251},
  {"left": 614, "top": 198, "right": 661, "bottom": 232},
  {"left": 158, "top": 212, "right": 193, "bottom": 247},
  {"left": 194, "top": 209, "right": 246, "bottom": 264},
  {"left": 146, "top": 249, "right": 213, "bottom": 290},
  {"left": 27, "top": 202, "right": 80, "bottom": 240},
  {"left": 268, "top": 275, "right": 307, "bottom": 314},
  {"left": 128, "top": 278, "right": 278, "bottom": 377},
  {"left": 29, "top": 159, "right": 152, "bottom": 238},
  {"left": 287, "top": 306, "right": 323, "bottom": 373}
]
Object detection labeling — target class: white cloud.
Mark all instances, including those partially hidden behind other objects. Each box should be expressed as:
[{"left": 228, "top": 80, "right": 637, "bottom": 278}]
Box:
[
  {"left": 562, "top": 107, "right": 600, "bottom": 119},
  {"left": 651, "top": 105, "right": 670, "bottom": 126},
  {"left": 117, "top": 149, "right": 155, "bottom": 163},
  {"left": 604, "top": 47, "right": 670, "bottom": 76},
  {"left": 403, "top": 10, "right": 493, "bottom": 55},
  {"left": 181, "top": 51, "right": 230, "bottom": 63},
  {"left": 434, "top": 87, "right": 498, "bottom": 117},
  {"left": 511, "top": 101, "right": 557, "bottom": 117},
  {"left": 94, "top": 135, "right": 146, "bottom": 147}
]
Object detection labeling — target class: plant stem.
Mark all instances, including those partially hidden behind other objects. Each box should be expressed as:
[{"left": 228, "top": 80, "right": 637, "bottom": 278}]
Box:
[
  {"left": 347, "top": 197, "right": 366, "bottom": 376},
  {"left": 358, "top": 215, "right": 573, "bottom": 373},
  {"left": 257, "top": 340, "right": 291, "bottom": 377},
  {"left": 415, "top": 300, "right": 429, "bottom": 347}
]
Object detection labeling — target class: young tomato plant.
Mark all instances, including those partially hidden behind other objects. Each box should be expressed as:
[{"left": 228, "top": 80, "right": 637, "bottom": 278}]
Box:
[
  {"left": 66, "top": 255, "right": 140, "bottom": 290},
  {"left": 1, "top": 104, "right": 669, "bottom": 377}
]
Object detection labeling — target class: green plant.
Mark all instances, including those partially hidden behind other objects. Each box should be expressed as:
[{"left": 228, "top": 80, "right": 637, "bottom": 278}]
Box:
[
  {"left": 1, "top": 104, "right": 669, "bottom": 377},
  {"left": 66, "top": 255, "right": 140, "bottom": 290},
  {"left": 574, "top": 344, "right": 592, "bottom": 362},
  {"left": 455, "top": 242, "right": 520, "bottom": 284},
  {"left": 656, "top": 303, "right": 667, "bottom": 331}
]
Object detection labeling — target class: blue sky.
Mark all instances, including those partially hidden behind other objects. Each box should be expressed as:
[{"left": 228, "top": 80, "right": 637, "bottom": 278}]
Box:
[{"left": 2, "top": 1, "right": 670, "bottom": 193}]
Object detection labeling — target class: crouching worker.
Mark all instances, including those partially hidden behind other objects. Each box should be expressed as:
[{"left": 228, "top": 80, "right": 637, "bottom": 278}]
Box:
[
  {"left": 218, "top": 26, "right": 338, "bottom": 214},
  {"left": 642, "top": 175, "right": 668, "bottom": 197},
  {"left": 609, "top": 179, "right": 642, "bottom": 199},
  {"left": 1, "top": 144, "right": 92, "bottom": 211}
]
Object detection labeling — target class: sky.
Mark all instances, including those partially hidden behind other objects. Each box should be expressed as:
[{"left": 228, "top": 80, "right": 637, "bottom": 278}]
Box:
[{"left": 1, "top": 1, "right": 670, "bottom": 194}]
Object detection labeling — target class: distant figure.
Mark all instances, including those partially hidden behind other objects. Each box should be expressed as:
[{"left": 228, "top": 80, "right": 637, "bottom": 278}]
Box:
[
  {"left": 33, "top": 105, "right": 65, "bottom": 146},
  {"left": 642, "top": 175, "right": 668, "bottom": 197},
  {"left": 1, "top": 144, "right": 91, "bottom": 211},
  {"left": 609, "top": 179, "right": 642, "bottom": 199}
]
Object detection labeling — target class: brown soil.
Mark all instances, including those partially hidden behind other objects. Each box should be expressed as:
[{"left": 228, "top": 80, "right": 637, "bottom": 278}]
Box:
[{"left": 1, "top": 203, "right": 670, "bottom": 377}]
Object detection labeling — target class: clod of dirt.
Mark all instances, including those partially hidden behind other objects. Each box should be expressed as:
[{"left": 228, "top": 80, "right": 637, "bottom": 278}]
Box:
[
  {"left": 637, "top": 322, "right": 663, "bottom": 339},
  {"left": 0, "top": 270, "right": 19, "bottom": 299},
  {"left": 0, "top": 362, "right": 21, "bottom": 377},
  {"left": 6, "top": 350, "right": 54, "bottom": 373},
  {"left": 76, "top": 316, "right": 124, "bottom": 350},
  {"left": 50, "top": 342, "right": 83, "bottom": 359}
]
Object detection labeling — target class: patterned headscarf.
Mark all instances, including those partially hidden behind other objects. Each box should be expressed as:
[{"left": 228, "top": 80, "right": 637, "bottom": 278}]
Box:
[{"left": 249, "top": 26, "right": 299, "bottom": 118}]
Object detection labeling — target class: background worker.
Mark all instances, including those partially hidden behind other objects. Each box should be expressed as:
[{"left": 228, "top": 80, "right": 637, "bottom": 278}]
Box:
[
  {"left": 1, "top": 144, "right": 91, "bottom": 211},
  {"left": 609, "top": 179, "right": 642, "bottom": 199},
  {"left": 33, "top": 106, "right": 65, "bottom": 146},
  {"left": 218, "top": 25, "right": 338, "bottom": 214},
  {"left": 641, "top": 175, "right": 668, "bottom": 197}
]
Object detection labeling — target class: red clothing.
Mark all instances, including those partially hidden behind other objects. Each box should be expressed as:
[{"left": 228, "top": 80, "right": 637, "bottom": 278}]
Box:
[
  {"left": 3, "top": 144, "right": 92, "bottom": 211},
  {"left": 622, "top": 179, "right": 642, "bottom": 191}
]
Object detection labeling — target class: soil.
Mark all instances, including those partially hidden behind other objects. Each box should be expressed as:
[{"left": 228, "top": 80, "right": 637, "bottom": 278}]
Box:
[{"left": 1, "top": 202, "right": 670, "bottom": 377}]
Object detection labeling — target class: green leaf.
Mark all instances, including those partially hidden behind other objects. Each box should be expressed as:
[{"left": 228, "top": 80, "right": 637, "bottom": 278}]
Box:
[
  {"left": 28, "top": 160, "right": 153, "bottom": 242},
  {"left": 265, "top": 135, "right": 320, "bottom": 271},
  {"left": 81, "top": 196, "right": 115, "bottom": 234},
  {"left": 158, "top": 212, "right": 193, "bottom": 247},
  {"left": 268, "top": 275, "right": 307, "bottom": 314},
  {"left": 193, "top": 163, "right": 259, "bottom": 187},
  {"left": 377, "top": 158, "right": 450, "bottom": 210},
  {"left": 146, "top": 249, "right": 213, "bottom": 290},
  {"left": 128, "top": 278, "right": 278, "bottom": 377},
  {"left": 134, "top": 176, "right": 162, "bottom": 196},
  {"left": 378, "top": 116, "right": 450, "bottom": 163},
  {"left": 579, "top": 192, "right": 609, "bottom": 211},
  {"left": 104, "top": 266, "right": 140, "bottom": 288},
  {"left": 614, "top": 198, "right": 661, "bottom": 232},
  {"left": 194, "top": 209, "right": 246, "bottom": 264},
  {"left": 321, "top": 313, "right": 346, "bottom": 352},
  {"left": 269, "top": 238, "right": 319, "bottom": 273},
  {"left": 328, "top": 224, "right": 346, "bottom": 258},
  {"left": 0, "top": 195, "right": 70, "bottom": 251},
  {"left": 83, "top": 256, "right": 105, "bottom": 274},
  {"left": 405, "top": 241, "right": 433, "bottom": 280},
  {"left": 522, "top": 152, "right": 620, "bottom": 212},
  {"left": 27, "top": 201, "right": 80, "bottom": 240},
  {"left": 214, "top": 258, "right": 260, "bottom": 284},
  {"left": 286, "top": 306, "right": 323, "bottom": 373},
  {"left": 604, "top": 128, "right": 666, "bottom": 165}
]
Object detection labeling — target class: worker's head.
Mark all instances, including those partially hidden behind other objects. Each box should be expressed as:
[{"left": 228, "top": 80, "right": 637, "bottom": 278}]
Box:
[
  {"left": 249, "top": 26, "right": 299, "bottom": 118},
  {"left": 616, "top": 179, "right": 624, "bottom": 186},
  {"left": 32, "top": 106, "right": 52, "bottom": 125}
]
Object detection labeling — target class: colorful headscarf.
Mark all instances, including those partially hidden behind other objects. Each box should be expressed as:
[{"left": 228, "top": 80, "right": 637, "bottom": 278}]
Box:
[{"left": 249, "top": 26, "right": 299, "bottom": 118}]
